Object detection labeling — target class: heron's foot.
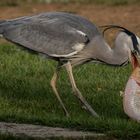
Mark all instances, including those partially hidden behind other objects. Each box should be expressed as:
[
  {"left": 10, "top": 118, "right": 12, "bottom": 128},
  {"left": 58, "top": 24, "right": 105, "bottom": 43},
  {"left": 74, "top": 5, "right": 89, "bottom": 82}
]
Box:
[
  {"left": 82, "top": 105, "right": 87, "bottom": 110},
  {"left": 120, "top": 91, "right": 124, "bottom": 97},
  {"left": 90, "top": 110, "right": 99, "bottom": 118},
  {"left": 82, "top": 105, "right": 99, "bottom": 117},
  {"left": 65, "top": 111, "right": 70, "bottom": 117}
]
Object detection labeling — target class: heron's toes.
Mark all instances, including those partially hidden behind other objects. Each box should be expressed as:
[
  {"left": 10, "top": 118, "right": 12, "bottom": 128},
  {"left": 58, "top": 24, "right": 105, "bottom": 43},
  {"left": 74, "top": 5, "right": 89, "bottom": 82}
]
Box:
[
  {"left": 82, "top": 105, "right": 88, "bottom": 110},
  {"left": 66, "top": 112, "right": 70, "bottom": 117}
]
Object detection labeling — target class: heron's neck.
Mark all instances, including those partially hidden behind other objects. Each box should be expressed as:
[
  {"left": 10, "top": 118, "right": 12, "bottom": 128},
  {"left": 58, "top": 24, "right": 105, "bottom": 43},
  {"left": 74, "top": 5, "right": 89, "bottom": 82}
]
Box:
[
  {"left": 91, "top": 35, "right": 130, "bottom": 65},
  {"left": 107, "top": 41, "right": 129, "bottom": 65}
]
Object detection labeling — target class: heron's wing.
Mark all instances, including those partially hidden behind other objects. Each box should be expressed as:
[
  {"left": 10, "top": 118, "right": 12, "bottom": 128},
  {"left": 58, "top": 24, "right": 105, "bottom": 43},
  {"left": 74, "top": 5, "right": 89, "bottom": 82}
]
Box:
[{"left": 3, "top": 18, "right": 89, "bottom": 57}]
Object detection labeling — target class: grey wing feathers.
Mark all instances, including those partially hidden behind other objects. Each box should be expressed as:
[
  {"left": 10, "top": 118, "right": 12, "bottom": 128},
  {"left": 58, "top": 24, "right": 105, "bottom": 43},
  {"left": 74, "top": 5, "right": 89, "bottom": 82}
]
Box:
[
  {"left": 1, "top": 12, "right": 100, "bottom": 57},
  {"left": 0, "top": 20, "right": 8, "bottom": 34},
  {"left": 3, "top": 22, "right": 88, "bottom": 56}
]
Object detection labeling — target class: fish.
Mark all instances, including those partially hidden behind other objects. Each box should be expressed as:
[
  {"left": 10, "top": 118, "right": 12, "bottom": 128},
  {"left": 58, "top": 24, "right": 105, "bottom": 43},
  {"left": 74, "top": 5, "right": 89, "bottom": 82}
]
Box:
[
  {"left": 123, "top": 67, "right": 140, "bottom": 121},
  {"left": 123, "top": 53, "right": 140, "bottom": 121}
]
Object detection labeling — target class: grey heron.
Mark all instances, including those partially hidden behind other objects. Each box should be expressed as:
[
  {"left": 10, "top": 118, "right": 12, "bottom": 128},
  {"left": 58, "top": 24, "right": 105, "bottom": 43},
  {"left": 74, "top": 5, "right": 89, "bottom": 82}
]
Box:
[{"left": 0, "top": 12, "right": 140, "bottom": 117}]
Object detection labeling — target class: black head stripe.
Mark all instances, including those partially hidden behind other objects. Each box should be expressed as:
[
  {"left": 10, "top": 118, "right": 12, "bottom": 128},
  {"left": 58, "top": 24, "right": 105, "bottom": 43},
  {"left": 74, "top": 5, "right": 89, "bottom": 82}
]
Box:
[
  {"left": 123, "top": 30, "right": 139, "bottom": 53},
  {"left": 99, "top": 25, "right": 139, "bottom": 53},
  {"left": 131, "top": 35, "right": 139, "bottom": 53},
  {"left": 99, "top": 25, "right": 128, "bottom": 36}
]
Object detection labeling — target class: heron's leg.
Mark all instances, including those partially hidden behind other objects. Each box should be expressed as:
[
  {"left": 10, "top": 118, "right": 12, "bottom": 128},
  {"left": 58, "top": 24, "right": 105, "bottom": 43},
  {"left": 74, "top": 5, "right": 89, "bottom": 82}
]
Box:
[
  {"left": 65, "top": 61, "right": 99, "bottom": 117},
  {"left": 50, "top": 64, "right": 70, "bottom": 117}
]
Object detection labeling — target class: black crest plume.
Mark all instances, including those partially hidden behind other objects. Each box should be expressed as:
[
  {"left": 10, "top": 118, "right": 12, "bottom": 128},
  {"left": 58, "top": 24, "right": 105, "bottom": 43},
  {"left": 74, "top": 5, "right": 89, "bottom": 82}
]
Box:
[{"left": 99, "top": 25, "right": 139, "bottom": 53}]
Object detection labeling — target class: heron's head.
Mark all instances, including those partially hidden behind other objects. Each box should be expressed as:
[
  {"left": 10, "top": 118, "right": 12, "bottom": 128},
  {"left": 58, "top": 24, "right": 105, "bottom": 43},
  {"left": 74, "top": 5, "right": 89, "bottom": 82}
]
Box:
[
  {"left": 118, "top": 30, "right": 140, "bottom": 69},
  {"left": 127, "top": 35, "right": 140, "bottom": 84},
  {"left": 128, "top": 34, "right": 140, "bottom": 70},
  {"left": 100, "top": 25, "right": 140, "bottom": 69}
]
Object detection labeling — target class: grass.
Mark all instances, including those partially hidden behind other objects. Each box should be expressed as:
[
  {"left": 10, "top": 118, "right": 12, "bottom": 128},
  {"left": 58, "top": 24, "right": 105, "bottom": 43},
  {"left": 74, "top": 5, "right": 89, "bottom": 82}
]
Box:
[
  {"left": 69, "top": 0, "right": 140, "bottom": 5},
  {"left": 0, "top": 42, "right": 140, "bottom": 139},
  {"left": 0, "top": 0, "right": 140, "bottom": 6},
  {"left": 0, "top": 133, "right": 114, "bottom": 140},
  {"left": 0, "top": 133, "right": 36, "bottom": 140}
]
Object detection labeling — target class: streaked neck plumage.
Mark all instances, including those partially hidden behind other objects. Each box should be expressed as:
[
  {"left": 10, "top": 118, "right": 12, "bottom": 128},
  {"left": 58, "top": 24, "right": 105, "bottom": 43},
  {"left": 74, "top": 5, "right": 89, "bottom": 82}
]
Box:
[{"left": 92, "top": 32, "right": 134, "bottom": 66}]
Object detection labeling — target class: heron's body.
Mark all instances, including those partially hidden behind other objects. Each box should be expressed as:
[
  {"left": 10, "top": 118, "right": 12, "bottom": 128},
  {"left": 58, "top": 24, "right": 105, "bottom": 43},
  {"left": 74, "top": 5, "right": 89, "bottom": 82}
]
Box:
[
  {"left": 0, "top": 12, "right": 140, "bottom": 117},
  {"left": 0, "top": 12, "right": 129, "bottom": 66},
  {"left": 0, "top": 12, "right": 99, "bottom": 65}
]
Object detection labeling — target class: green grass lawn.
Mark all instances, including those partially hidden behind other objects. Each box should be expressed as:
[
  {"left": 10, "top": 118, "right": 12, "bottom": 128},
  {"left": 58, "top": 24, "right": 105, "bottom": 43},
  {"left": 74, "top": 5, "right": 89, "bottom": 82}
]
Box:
[
  {"left": 0, "top": 0, "right": 140, "bottom": 6},
  {"left": 0, "top": 42, "right": 139, "bottom": 139}
]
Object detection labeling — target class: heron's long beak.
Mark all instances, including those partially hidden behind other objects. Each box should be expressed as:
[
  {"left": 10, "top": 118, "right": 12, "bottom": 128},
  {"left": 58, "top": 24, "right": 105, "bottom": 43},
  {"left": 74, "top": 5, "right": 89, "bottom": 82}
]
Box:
[
  {"left": 130, "top": 53, "right": 140, "bottom": 84},
  {"left": 131, "top": 53, "right": 140, "bottom": 69}
]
